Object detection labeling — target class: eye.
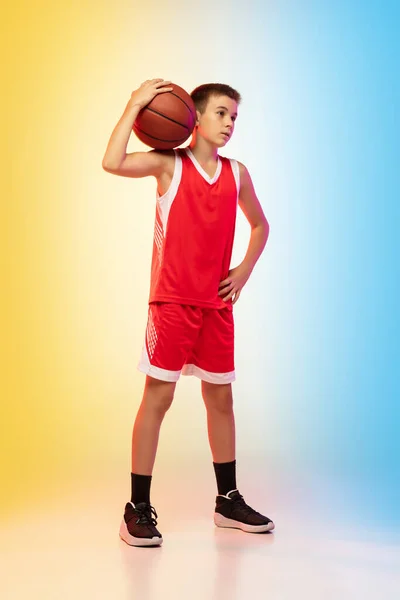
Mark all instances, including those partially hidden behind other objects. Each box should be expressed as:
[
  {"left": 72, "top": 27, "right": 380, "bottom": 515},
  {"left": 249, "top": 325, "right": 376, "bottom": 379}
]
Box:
[
  {"left": 231, "top": 116, "right": 237, "bottom": 122},
  {"left": 217, "top": 110, "right": 225, "bottom": 116}
]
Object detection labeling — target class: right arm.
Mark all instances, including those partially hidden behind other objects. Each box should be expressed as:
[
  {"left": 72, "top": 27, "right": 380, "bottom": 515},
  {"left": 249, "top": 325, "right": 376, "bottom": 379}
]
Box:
[{"left": 102, "top": 79, "right": 172, "bottom": 178}]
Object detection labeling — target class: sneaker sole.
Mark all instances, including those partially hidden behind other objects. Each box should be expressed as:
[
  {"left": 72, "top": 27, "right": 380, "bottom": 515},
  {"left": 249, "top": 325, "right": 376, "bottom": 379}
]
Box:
[
  {"left": 214, "top": 512, "right": 275, "bottom": 533},
  {"left": 119, "top": 519, "right": 163, "bottom": 547}
]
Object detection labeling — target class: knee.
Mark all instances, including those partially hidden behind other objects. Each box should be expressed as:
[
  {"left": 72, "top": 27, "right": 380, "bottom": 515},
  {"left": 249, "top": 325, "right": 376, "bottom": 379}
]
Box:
[
  {"left": 202, "top": 382, "right": 233, "bottom": 415},
  {"left": 143, "top": 377, "right": 175, "bottom": 416},
  {"left": 146, "top": 394, "right": 174, "bottom": 417}
]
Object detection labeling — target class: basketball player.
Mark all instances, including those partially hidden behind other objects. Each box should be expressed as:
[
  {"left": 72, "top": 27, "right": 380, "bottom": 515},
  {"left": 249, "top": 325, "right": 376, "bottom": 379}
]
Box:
[{"left": 103, "top": 79, "right": 274, "bottom": 546}]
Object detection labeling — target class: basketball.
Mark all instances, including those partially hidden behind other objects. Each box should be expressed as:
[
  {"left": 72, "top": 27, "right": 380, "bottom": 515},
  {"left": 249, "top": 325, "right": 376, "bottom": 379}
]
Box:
[{"left": 133, "top": 83, "right": 196, "bottom": 150}]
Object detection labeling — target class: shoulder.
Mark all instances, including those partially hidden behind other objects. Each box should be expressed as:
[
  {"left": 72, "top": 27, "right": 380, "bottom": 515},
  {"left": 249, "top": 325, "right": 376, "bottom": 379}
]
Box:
[
  {"left": 228, "top": 160, "right": 252, "bottom": 190},
  {"left": 150, "top": 149, "right": 176, "bottom": 176},
  {"left": 150, "top": 148, "right": 176, "bottom": 164},
  {"left": 222, "top": 158, "right": 250, "bottom": 178},
  {"left": 236, "top": 161, "right": 250, "bottom": 178}
]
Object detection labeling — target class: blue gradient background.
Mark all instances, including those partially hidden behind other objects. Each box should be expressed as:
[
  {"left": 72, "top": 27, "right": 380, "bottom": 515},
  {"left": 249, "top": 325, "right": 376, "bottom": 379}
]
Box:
[
  {"left": 227, "top": 0, "right": 399, "bottom": 528},
  {"left": 4, "top": 0, "right": 399, "bottom": 535}
]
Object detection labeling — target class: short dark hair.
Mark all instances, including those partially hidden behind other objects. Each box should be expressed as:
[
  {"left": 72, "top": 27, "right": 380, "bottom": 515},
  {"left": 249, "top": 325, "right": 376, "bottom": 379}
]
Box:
[{"left": 190, "top": 83, "right": 241, "bottom": 113}]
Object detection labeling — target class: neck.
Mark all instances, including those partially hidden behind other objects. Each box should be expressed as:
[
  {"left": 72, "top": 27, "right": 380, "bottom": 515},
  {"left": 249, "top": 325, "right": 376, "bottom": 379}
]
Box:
[{"left": 189, "top": 132, "right": 219, "bottom": 162}]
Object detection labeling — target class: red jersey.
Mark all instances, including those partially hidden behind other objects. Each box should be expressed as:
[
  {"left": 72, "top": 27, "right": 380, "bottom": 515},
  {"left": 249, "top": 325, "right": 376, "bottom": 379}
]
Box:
[{"left": 149, "top": 148, "right": 240, "bottom": 309}]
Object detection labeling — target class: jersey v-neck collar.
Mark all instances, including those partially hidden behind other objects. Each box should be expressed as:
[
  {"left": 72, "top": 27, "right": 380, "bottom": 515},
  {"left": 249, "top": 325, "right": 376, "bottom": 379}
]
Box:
[{"left": 185, "top": 148, "right": 222, "bottom": 185}]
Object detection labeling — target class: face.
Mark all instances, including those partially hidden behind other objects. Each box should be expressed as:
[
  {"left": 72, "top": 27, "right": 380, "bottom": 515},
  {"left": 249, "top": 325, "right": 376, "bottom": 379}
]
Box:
[{"left": 196, "top": 94, "right": 238, "bottom": 147}]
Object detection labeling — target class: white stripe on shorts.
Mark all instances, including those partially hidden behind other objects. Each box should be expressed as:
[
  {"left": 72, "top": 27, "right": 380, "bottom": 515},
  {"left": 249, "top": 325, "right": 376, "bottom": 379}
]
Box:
[
  {"left": 182, "top": 364, "right": 236, "bottom": 384},
  {"left": 138, "top": 344, "right": 181, "bottom": 382}
]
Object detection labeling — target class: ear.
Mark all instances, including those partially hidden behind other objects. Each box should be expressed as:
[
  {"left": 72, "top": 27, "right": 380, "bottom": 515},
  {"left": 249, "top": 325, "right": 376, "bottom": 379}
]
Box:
[{"left": 195, "top": 110, "right": 202, "bottom": 126}]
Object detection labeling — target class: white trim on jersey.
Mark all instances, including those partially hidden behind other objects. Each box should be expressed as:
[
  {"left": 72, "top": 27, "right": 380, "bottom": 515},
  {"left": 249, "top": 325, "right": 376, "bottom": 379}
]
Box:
[
  {"left": 156, "top": 151, "right": 183, "bottom": 232},
  {"left": 182, "top": 364, "right": 236, "bottom": 384},
  {"left": 185, "top": 147, "right": 222, "bottom": 185},
  {"left": 229, "top": 159, "right": 240, "bottom": 202},
  {"left": 138, "top": 345, "right": 181, "bottom": 383}
]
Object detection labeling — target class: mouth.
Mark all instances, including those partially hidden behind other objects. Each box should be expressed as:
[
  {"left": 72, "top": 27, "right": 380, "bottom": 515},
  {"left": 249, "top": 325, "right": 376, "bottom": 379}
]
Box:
[{"left": 221, "top": 132, "right": 230, "bottom": 140}]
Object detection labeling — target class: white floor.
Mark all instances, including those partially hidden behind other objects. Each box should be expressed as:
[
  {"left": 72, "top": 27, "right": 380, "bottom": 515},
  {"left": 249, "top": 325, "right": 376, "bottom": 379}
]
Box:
[{"left": 1, "top": 475, "right": 399, "bottom": 600}]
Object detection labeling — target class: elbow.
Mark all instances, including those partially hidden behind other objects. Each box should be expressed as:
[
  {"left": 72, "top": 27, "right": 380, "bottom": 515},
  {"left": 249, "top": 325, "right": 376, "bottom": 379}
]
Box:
[
  {"left": 254, "top": 218, "right": 269, "bottom": 244},
  {"left": 102, "top": 158, "right": 114, "bottom": 172},
  {"left": 254, "top": 217, "right": 269, "bottom": 236},
  {"left": 102, "top": 159, "right": 120, "bottom": 174},
  {"left": 102, "top": 152, "right": 125, "bottom": 173},
  {"left": 102, "top": 155, "right": 129, "bottom": 175},
  {"left": 264, "top": 219, "right": 270, "bottom": 244}
]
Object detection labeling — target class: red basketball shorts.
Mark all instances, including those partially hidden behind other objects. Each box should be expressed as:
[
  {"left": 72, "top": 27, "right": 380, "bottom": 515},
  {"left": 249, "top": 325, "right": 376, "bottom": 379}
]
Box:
[{"left": 138, "top": 303, "right": 235, "bottom": 384}]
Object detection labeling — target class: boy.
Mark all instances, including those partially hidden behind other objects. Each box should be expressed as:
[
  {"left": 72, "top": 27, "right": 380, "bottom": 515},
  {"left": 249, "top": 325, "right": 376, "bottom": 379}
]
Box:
[{"left": 102, "top": 79, "right": 274, "bottom": 547}]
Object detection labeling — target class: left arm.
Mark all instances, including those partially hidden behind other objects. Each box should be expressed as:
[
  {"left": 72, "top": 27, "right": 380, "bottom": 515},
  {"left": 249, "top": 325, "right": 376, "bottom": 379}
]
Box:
[{"left": 219, "top": 162, "right": 270, "bottom": 304}]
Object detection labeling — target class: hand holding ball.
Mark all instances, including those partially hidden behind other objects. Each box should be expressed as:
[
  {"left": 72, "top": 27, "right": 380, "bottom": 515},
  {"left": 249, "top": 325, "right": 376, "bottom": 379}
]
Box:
[{"left": 131, "top": 79, "right": 196, "bottom": 150}]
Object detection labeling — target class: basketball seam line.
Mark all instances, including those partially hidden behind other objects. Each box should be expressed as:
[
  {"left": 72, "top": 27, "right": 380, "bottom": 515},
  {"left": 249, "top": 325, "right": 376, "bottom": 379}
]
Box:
[
  {"left": 169, "top": 91, "right": 195, "bottom": 117},
  {"left": 133, "top": 124, "right": 189, "bottom": 143},
  {"left": 143, "top": 107, "right": 191, "bottom": 131}
]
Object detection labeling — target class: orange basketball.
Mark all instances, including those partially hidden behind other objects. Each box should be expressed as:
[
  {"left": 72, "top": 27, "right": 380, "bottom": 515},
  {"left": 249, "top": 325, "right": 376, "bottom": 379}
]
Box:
[{"left": 133, "top": 83, "right": 196, "bottom": 150}]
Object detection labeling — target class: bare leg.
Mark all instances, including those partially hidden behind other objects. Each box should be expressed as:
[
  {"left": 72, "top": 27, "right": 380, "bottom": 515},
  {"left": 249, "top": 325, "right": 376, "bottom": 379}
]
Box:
[
  {"left": 201, "top": 381, "right": 275, "bottom": 533},
  {"left": 131, "top": 376, "right": 176, "bottom": 474},
  {"left": 201, "top": 381, "right": 235, "bottom": 463}
]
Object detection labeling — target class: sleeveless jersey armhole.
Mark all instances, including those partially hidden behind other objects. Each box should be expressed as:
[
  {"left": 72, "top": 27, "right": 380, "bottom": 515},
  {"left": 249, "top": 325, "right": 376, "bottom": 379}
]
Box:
[
  {"left": 229, "top": 159, "right": 240, "bottom": 202},
  {"left": 157, "top": 151, "right": 183, "bottom": 231}
]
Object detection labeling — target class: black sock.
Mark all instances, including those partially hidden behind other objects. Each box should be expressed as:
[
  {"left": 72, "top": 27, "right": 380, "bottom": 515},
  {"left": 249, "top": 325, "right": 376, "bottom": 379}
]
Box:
[
  {"left": 131, "top": 473, "right": 152, "bottom": 505},
  {"left": 213, "top": 460, "right": 237, "bottom": 496}
]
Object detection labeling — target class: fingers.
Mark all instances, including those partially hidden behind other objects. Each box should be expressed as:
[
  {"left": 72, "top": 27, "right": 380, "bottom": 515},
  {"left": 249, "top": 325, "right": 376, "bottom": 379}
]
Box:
[
  {"left": 142, "top": 78, "right": 172, "bottom": 87},
  {"left": 139, "top": 79, "right": 173, "bottom": 96},
  {"left": 155, "top": 86, "right": 174, "bottom": 94},
  {"left": 219, "top": 281, "right": 234, "bottom": 296},
  {"left": 224, "top": 288, "right": 241, "bottom": 303},
  {"left": 219, "top": 271, "right": 245, "bottom": 303},
  {"left": 219, "top": 278, "right": 231, "bottom": 288},
  {"left": 232, "top": 289, "right": 241, "bottom": 304},
  {"left": 221, "top": 282, "right": 243, "bottom": 302},
  {"left": 154, "top": 80, "right": 173, "bottom": 94},
  {"left": 222, "top": 287, "right": 236, "bottom": 302},
  {"left": 218, "top": 285, "right": 230, "bottom": 296}
]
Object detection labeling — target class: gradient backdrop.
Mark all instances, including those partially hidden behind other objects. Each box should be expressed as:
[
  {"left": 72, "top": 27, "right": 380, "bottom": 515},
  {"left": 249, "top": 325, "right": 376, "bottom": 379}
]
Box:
[{"left": 3, "top": 0, "right": 399, "bottom": 533}]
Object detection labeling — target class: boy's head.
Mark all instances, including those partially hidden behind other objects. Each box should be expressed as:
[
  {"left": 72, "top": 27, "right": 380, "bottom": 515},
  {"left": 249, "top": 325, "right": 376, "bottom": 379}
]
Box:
[{"left": 190, "top": 83, "right": 241, "bottom": 147}]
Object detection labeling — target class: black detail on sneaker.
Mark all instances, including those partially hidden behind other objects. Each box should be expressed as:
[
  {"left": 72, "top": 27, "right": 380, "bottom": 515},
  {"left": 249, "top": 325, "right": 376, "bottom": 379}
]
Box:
[
  {"left": 119, "top": 502, "right": 163, "bottom": 547},
  {"left": 214, "top": 490, "right": 275, "bottom": 533}
]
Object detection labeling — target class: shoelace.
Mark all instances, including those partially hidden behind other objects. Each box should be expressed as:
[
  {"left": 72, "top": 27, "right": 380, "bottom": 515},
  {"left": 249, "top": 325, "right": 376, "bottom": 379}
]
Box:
[
  {"left": 134, "top": 504, "right": 158, "bottom": 526},
  {"left": 231, "top": 494, "right": 259, "bottom": 517}
]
